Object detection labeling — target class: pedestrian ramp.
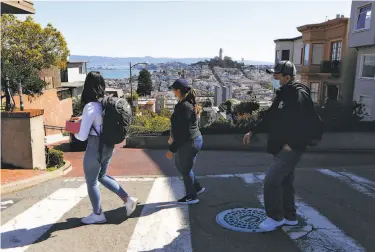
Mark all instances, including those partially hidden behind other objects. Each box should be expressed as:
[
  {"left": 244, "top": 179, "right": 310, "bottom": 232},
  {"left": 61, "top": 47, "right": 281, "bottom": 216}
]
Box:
[{"left": 1, "top": 167, "right": 375, "bottom": 252}]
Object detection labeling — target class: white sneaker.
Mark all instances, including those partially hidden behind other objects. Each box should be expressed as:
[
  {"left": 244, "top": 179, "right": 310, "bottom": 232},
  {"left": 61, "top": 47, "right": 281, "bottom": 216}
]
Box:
[
  {"left": 259, "top": 217, "right": 285, "bottom": 232},
  {"left": 125, "top": 197, "right": 138, "bottom": 216},
  {"left": 81, "top": 212, "right": 107, "bottom": 225},
  {"left": 284, "top": 219, "right": 298, "bottom": 226},
  {"left": 197, "top": 187, "right": 206, "bottom": 195}
]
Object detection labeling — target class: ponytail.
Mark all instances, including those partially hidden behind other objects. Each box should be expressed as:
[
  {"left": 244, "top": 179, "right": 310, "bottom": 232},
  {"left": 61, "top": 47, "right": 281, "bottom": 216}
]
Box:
[{"left": 185, "top": 88, "right": 198, "bottom": 114}]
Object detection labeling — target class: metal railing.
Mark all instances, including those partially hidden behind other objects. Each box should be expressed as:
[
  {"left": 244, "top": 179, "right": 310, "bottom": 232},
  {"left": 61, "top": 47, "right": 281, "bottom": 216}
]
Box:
[{"left": 320, "top": 60, "right": 340, "bottom": 74}]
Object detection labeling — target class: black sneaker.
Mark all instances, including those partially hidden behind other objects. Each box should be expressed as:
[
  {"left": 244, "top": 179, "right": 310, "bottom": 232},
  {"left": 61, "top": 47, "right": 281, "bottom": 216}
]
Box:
[{"left": 177, "top": 195, "right": 199, "bottom": 205}]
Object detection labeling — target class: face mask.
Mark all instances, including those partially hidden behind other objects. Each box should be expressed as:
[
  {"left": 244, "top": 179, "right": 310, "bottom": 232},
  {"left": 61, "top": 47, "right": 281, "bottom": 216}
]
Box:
[{"left": 272, "top": 79, "right": 280, "bottom": 90}]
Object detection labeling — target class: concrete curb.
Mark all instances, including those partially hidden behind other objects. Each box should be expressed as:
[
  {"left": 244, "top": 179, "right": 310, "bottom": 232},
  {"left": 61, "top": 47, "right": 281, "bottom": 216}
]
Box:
[{"left": 0, "top": 161, "right": 72, "bottom": 195}]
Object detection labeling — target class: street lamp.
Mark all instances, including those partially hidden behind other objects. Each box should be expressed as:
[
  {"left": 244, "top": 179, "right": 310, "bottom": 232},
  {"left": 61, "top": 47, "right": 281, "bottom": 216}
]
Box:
[{"left": 129, "top": 62, "right": 148, "bottom": 110}]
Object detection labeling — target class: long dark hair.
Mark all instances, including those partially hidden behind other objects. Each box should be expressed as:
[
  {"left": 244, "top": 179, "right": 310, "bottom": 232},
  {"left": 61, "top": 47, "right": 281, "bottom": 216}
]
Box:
[
  {"left": 180, "top": 86, "right": 198, "bottom": 114},
  {"left": 81, "top": 71, "right": 106, "bottom": 105}
]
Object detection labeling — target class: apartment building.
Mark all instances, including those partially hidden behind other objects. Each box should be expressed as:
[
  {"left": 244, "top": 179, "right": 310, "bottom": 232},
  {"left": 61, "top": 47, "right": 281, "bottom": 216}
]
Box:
[
  {"left": 297, "top": 15, "right": 357, "bottom": 106},
  {"left": 348, "top": 1, "right": 375, "bottom": 121},
  {"left": 274, "top": 36, "right": 303, "bottom": 80}
]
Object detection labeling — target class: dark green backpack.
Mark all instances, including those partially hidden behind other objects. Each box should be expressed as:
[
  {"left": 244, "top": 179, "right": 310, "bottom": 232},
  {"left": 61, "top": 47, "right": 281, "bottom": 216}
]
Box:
[{"left": 295, "top": 83, "right": 324, "bottom": 146}]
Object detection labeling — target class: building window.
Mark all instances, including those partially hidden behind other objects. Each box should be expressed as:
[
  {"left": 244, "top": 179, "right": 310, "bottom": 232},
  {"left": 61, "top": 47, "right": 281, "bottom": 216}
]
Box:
[
  {"left": 310, "top": 82, "right": 319, "bottom": 103},
  {"left": 312, "top": 44, "right": 324, "bottom": 65},
  {"left": 361, "top": 54, "right": 375, "bottom": 78},
  {"left": 331, "top": 41, "right": 342, "bottom": 61},
  {"left": 359, "top": 95, "right": 372, "bottom": 116},
  {"left": 304, "top": 44, "right": 310, "bottom": 65},
  {"left": 300, "top": 48, "right": 304, "bottom": 65},
  {"left": 326, "top": 85, "right": 339, "bottom": 101},
  {"left": 356, "top": 4, "right": 372, "bottom": 30},
  {"left": 281, "top": 50, "right": 290, "bottom": 61}
]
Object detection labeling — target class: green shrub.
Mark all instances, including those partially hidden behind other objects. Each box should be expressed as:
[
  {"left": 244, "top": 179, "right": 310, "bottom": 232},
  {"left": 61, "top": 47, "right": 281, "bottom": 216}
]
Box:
[
  {"left": 72, "top": 96, "right": 84, "bottom": 116},
  {"left": 46, "top": 148, "right": 64, "bottom": 169}
]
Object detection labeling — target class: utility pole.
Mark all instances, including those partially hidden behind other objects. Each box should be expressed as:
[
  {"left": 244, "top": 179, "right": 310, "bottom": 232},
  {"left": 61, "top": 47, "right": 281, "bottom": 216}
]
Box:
[{"left": 128, "top": 61, "right": 148, "bottom": 114}]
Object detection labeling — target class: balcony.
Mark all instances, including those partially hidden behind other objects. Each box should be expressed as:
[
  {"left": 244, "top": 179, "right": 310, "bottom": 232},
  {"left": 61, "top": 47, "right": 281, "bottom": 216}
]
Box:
[{"left": 320, "top": 60, "right": 340, "bottom": 75}]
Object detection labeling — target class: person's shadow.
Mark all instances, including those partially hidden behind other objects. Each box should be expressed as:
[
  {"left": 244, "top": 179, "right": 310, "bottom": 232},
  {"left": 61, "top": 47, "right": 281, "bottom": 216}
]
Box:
[
  {"left": 1, "top": 201, "right": 182, "bottom": 249},
  {"left": 138, "top": 228, "right": 191, "bottom": 252}
]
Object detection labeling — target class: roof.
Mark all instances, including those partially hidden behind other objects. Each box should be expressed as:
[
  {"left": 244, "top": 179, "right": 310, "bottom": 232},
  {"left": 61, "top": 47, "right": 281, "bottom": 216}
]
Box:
[
  {"left": 274, "top": 36, "right": 302, "bottom": 43},
  {"left": 1, "top": 1, "right": 35, "bottom": 14},
  {"left": 297, "top": 17, "right": 349, "bottom": 33}
]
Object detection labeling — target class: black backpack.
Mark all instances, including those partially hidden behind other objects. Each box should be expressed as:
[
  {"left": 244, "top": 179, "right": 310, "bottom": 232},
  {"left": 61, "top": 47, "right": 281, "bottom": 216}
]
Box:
[
  {"left": 295, "top": 83, "right": 324, "bottom": 146},
  {"left": 92, "top": 95, "right": 133, "bottom": 146}
]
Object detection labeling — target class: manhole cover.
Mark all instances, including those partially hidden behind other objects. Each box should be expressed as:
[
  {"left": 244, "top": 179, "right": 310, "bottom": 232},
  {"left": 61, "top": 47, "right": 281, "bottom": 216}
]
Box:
[{"left": 216, "top": 208, "right": 267, "bottom": 233}]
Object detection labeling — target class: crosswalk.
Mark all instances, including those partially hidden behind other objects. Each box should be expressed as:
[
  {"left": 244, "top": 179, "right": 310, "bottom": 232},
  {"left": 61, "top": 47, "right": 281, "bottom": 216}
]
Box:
[{"left": 1, "top": 167, "right": 375, "bottom": 252}]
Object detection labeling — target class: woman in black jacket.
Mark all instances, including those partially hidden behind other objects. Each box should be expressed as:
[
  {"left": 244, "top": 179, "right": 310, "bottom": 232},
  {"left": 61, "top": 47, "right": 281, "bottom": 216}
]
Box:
[{"left": 166, "top": 79, "right": 205, "bottom": 204}]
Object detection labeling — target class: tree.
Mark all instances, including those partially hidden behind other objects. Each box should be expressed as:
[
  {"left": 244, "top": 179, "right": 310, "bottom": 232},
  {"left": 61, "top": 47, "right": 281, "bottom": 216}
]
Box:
[
  {"left": 137, "top": 69, "right": 153, "bottom": 96},
  {"left": 1, "top": 14, "right": 70, "bottom": 95},
  {"left": 247, "top": 86, "right": 254, "bottom": 96},
  {"left": 201, "top": 99, "right": 212, "bottom": 107},
  {"left": 234, "top": 101, "right": 260, "bottom": 115}
]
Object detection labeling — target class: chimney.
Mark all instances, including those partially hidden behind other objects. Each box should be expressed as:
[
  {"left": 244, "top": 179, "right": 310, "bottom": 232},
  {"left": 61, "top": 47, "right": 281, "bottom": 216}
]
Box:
[
  {"left": 336, "top": 14, "right": 340, "bottom": 19},
  {"left": 341, "top": 15, "right": 344, "bottom": 18}
]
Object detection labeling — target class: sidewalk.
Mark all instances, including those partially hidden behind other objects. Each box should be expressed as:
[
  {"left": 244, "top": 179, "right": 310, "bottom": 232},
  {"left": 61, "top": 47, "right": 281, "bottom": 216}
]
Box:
[{"left": 1, "top": 168, "right": 46, "bottom": 185}]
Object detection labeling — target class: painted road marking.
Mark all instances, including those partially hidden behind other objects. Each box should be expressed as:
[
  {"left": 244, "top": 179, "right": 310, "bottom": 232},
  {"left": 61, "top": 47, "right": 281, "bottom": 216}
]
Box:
[
  {"left": 318, "top": 169, "right": 375, "bottom": 198},
  {"left": 1, "top": 199, "right": 21, "bottom": 212},
  {"left": 1, "top": 200, "right": 15, "bottom": 211},
  {"left": 252, "top": 173, "right": 365, "bottom": 252},
  {"left": 127, "top": 177, "right": 191, "bottom": 252},
  {"left": 63, "top": 177, "right": 157, "bottom": 182},
  {"left": 64, "top": 174, "right": 264, "bottom": 183},
  {"left": 0, "top": 184, "right": 87, "bottom": 251}
]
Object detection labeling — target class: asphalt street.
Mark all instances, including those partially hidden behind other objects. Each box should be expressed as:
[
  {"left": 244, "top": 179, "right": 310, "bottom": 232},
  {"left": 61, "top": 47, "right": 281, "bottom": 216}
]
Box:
[{"left": 1, "top": 159, "right": 375, "bottom": 252}]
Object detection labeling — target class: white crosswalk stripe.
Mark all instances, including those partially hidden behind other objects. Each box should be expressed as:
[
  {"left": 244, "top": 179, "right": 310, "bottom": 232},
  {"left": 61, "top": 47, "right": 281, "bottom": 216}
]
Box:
[
  {"left": 127, "top": 177, "right": 191, "bottom": 252},
  {"left": 318, "top": 169, "right": 375, "bottom": 198},
  {"left": 251, "top": 173, "right": 365, "bottom": 252},
  {"left": 2, "top": 168, "right": 375, "bottom": 251},
  {"left": 1, "top": 184, "right": 87, "bottom": 251}
]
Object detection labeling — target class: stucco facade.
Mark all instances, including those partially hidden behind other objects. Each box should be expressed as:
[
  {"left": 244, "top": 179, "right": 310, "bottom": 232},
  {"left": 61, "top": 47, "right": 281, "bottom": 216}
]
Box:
[
  {"left": 348, "top": 1, "right": 375, "bottom": 121},
  {"left": 297, "top": 16, "right": 357, "bottom": 106},
  {"left": 13, "top": 89, "right": 73, "bottom": 135}
]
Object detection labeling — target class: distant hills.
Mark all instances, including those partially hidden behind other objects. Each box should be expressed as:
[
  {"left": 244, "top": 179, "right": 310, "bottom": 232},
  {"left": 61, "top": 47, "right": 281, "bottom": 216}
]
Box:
[{"left": 69, "top": 55, "right": 272, "bottom": 69}]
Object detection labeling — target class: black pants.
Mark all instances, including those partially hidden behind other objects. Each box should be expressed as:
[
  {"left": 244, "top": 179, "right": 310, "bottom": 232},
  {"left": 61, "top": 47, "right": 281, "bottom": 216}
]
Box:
[
  {"left": 264, "top": 149, "right": 302, "bottom": 221},
  {"left": 174, "top": 136, "right": 203, "bottom": 197}
]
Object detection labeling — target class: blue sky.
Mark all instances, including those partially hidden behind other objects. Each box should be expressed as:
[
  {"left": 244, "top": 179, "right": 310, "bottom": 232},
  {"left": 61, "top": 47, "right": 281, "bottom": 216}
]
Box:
[{"left": 22, "top": 1, "right": 352, "bottom": 62}]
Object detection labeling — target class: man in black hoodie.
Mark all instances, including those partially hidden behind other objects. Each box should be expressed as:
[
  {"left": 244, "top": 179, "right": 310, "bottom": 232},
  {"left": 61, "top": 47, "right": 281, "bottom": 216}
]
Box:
[{"left": 243, "top": 61, "right": 317, "bottom": 232}]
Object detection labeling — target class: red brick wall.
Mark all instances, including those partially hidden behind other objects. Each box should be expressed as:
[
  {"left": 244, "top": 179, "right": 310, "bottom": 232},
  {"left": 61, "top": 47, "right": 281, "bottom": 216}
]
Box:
[{"left": 13, "top": 89, "right": 72, "bottom": 136}]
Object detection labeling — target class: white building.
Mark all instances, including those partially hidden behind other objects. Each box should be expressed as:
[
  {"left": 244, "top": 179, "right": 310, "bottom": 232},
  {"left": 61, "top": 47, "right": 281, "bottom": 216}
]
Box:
[
  {"left": 61, "top": 61, "right": 88, "bottom": 83},
  {"left": 274, "top": 36, "right": 303, "bottom": 80}
]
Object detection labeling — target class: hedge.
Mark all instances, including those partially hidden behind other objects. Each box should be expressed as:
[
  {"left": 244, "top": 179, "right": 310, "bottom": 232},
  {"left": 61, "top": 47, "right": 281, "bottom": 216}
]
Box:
[{"left": 127, "top": 120, "right": 375, "bottom": 137}]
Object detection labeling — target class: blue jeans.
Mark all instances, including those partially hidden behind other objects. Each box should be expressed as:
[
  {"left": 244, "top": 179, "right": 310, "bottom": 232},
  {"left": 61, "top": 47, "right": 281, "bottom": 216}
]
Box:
[
  {"left": 83, "top": 136, "right": 128, "bottom": 214},
  {"left": 174, "top": 136, "right": 203, "bottom": 197}
]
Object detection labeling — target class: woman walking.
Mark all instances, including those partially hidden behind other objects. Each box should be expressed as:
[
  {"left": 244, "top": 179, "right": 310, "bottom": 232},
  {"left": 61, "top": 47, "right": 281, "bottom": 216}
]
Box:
[
  {"left": 74, "top": 71, "right": 137, "bottom": 224},
  {"left": 166, "top": 79, "right": 205, "bottom": 205}
]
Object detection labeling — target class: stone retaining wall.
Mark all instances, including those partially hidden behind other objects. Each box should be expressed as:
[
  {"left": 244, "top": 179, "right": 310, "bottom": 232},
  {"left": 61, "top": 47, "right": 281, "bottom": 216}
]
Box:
[{"left": 125, "top": 133, "right": 375, "bottom": 152}]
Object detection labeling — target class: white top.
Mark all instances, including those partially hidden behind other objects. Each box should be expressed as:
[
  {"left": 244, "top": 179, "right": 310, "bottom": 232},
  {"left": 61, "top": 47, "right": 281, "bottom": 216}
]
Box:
[{"left": 74, "top": 102, "right": 103, "bottom": 141}]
